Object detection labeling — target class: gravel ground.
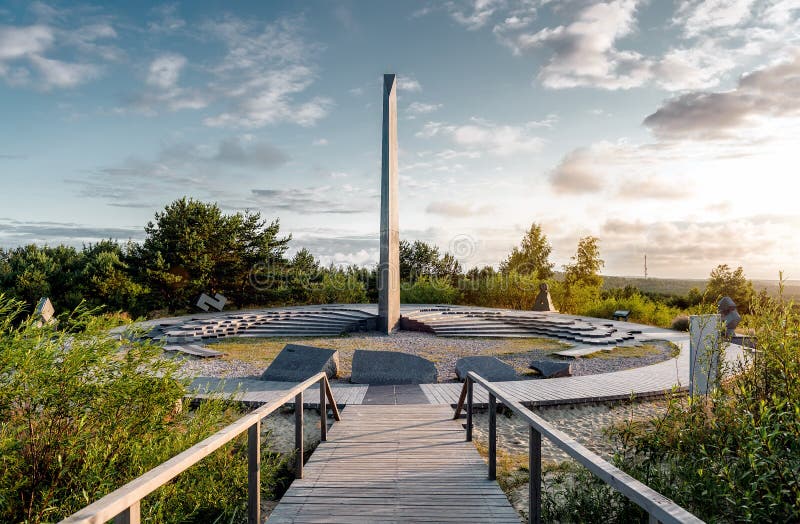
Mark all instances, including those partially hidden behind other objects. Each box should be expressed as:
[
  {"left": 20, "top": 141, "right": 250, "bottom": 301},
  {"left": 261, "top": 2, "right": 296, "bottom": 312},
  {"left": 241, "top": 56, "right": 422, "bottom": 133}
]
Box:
[{"left": 175, "top": 331, "right": 676, "bottom": 383}]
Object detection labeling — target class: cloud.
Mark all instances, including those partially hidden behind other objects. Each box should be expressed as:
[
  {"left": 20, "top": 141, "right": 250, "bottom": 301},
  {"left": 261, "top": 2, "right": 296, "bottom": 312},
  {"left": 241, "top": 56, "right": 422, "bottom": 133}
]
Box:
[
  {"left": 250, "top": 185, "right": 375, "bottom": 214},
  {"left": 0, "top": 16, "right": 116, "bottom": 89},
  {"left": 147, "top": 53, "right": 186, "bottom": 88},
  {"left": 516, "top": 0, "right": 652, "bottom": 90},
  {"left": 0, "top": 217, "right": 143, "bottom": 248},
  {"left": 416, "top": 117, "right": 544, "bottom": 155},
  {"left": 447, "top": 0, "right": 504, "bottom": 30},
  {"left": 644, "top": 51, "right": 800, "bottom": 140},
  {"left": 0, "top": 24, "right": 52, "bottom": 59},
  {"left": 147, "top": 3, "right": 186, "bottom": 33},
  {"left": 202, "top": 16, "right": 332, "bottom": 128},
  {"left": 674, "top": 0, "right": 756, "bottom": 37},
  {"left": 29, "top": 54, "right": 98, "bottom": 87},
  {"left": 397, "top": 75, "right": 422, "bottom": 92},
  {"left": 70, "top": 137, "right": 289, "bottom": 208},
  {"left": 549, "top": 147, "right": 606, "bottom": 194},
  {"left": 407, "top": 101, "right": 442, "bottom": 116},
  {"left": 425, "top": 201, "right": 494, "bottom": 217},
  {"left": 312, "top": 138, "right": 329, "bottom": 146}
]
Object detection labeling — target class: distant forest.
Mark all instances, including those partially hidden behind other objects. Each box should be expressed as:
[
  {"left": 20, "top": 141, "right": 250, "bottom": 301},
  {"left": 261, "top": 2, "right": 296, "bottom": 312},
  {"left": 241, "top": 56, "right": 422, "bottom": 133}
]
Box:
[{"left": 0, "top": 198, "right": 770, "bottom": 328}]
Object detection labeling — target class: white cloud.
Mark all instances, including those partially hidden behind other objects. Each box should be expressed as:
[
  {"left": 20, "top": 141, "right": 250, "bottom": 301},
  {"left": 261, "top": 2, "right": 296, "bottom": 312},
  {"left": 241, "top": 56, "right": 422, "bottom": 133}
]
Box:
[
  {"left": 398, "top": 75, "right": 422, "bottom": 92},
  {"left": 515, "top": 0, "right": 652, "bottom": 90},
  {"left": 675, "top": 0, "right": 756, "bottom": 37},
  {"left": 147, "top": 53, "right": 186, "bottom": 89},
  {"left": 417, "top": 117, "right": 544, "bottom": 155},
  {"left": 0, "top": 19, "right": 115, "bottom": 89},
  {"left": 426, "top": 201, "right": 494, "bottom": 217},
  {"left": 29, "top": 54, "right": 98, "bottom": 88},
  {"left": 202, "top": 17, "right": 332, "bottom": 128},
  {"left": 313, "top": 138, "right": 329, "bottom": 146},
  {"left": 0, "top": 24, "right": 53, "bottom": 59},
  {"left": 407, "top": 101, "right": 442, "bottom": 116},
  {"left": 644, "top": 50, "right": 800, "bottom": 140}
]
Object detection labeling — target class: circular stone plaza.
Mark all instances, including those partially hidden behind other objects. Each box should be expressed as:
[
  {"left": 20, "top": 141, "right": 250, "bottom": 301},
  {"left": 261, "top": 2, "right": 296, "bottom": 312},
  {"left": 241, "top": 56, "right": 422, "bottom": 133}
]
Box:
[{"left": 126, "top": 302, "right": 708, "bottom": 408}]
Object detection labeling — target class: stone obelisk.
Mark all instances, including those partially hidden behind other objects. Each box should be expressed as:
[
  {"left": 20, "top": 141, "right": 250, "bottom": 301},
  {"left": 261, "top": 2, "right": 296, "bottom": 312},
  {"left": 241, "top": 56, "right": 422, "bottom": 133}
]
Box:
[{"left": 378, "top": 73, "right": 400, "bottom": 333}]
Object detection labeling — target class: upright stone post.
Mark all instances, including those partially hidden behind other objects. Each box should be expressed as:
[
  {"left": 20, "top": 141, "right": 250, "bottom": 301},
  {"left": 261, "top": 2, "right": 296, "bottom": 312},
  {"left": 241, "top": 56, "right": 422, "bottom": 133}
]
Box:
[{"left": 378, "top": 73, "right": 400, "bottom": 334}]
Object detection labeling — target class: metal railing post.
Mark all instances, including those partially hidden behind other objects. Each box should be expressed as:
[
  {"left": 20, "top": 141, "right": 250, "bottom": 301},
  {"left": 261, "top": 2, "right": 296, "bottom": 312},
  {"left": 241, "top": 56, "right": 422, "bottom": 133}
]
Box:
[
  {"left": 466, "top": 377, "right": 473, "bottom": 442},
  {"left": 113, "top": 501, "right": 139, "bottom": 524},
  {"left": 247, "top": 421, "right": 260, "bottom": 524},
  {"left": 320, "top": 378, "right": 327, "bottom": 442},
  {"left": 489, "top": 393, "right": 496, "bottom": 480},
  {"left": 529, "top": 426, "right": 541, "bottom": 524},
  {"left": 295, "top": 391, "right": 304, "bottom": 479}
]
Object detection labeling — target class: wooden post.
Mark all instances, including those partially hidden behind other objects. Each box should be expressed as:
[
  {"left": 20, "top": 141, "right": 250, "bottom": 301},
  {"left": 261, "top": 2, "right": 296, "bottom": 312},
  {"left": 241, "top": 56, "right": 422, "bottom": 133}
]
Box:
[
  {"left": 324, "top": 378, "right": 341, "bottom": 421},
  {"left": 295, "top": 391, "right": 303, "bottom": 479},
  {"left": 529, "top": 426, "right": 541, "bottom": 524},
  {"left": 489, "top": 393, "right": 496, "bottom": 480},
  {"left": 319, "top": 378, "right": 327, "bottom": 442},
  {"left": 466, "top": 377, "right": 473, "bottom": 442},
  {"left": 113, "top": 501, "right": 140, "bottom": 524},
  {"left": 248, "top": 421, "right": 260, "bottom": 524}
]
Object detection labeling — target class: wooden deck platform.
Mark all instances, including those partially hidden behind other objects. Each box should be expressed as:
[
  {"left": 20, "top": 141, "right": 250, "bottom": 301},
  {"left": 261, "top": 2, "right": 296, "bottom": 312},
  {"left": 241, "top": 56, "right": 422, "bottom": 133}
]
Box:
[{"left": 267, "top": 404, "right": 521, "bottom": 523}]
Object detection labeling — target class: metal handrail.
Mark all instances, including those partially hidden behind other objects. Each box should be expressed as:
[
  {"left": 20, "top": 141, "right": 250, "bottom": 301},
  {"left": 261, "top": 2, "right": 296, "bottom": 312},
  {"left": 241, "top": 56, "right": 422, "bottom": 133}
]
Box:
[
  {"left": 454, "top": 372, "right": 703, "bottom": 524},
  {"left": 61, "top": 372, "right": 341, "bottom": 524}
]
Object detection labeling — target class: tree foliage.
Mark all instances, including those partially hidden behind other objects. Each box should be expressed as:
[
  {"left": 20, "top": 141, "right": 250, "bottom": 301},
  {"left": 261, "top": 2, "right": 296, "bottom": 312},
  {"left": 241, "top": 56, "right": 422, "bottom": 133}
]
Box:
[
  {"left": 704, "top": 264, "right": 754, "bottom": 311},
  {"left": 399, "top": 240, "right": 461, "bottom": 283},
  {"left": 500, "top": 222, "right": 554, "bottom": 280}
]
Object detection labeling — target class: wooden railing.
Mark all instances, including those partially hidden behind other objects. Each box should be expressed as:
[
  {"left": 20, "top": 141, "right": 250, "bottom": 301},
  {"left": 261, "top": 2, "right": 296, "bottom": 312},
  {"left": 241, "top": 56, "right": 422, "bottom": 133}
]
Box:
[
  {"left": 454, "top": 372, "right": 704, "bottom": 524},
  {"left": 60, "top": 372, "right": 340, "bottom": 524}
]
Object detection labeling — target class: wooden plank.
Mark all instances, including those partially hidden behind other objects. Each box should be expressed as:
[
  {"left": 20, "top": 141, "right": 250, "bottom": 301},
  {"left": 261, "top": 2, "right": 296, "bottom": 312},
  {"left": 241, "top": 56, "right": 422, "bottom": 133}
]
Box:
[{"left": 268, "top": 404, "right": 519, "bottom": 523}]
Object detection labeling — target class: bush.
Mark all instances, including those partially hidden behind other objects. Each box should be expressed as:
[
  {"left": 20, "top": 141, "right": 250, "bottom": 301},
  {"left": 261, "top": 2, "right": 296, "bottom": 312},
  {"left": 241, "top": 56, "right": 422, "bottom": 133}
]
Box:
[
  {"left": 0, "top": 295, "right": 289, "bottom": 523},
  {"left": 609, "top": 288, "right": 800, "bottom": 522},
  {"left": 401, "top": 276, "right": 459, "bottom": 304},
  {"left": 670, "top": 315, "right": 689, "bottom": 331},
  {"left": 580, "top": 292, "right": 683, "bottom": 328}
]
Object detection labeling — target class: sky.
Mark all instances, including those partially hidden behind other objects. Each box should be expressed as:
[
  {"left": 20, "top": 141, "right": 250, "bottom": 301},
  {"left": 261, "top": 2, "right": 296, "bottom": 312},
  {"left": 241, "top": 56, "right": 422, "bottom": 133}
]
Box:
[{"left": 1, "top": 0, "right": 799, "bottom": 280}]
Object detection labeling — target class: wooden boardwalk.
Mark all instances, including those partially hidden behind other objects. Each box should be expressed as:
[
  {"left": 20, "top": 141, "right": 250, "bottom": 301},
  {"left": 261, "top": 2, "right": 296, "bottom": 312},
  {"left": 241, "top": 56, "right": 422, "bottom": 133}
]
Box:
[{"left": 267, "top": 404, "right": 521, "bottom": 523}]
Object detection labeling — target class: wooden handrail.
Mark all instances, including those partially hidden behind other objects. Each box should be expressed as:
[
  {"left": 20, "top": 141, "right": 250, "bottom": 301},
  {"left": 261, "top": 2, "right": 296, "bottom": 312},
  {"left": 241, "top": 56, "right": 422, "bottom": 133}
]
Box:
[
  {"left": 61, "top": 372, "right": 341, "bottom": 524},
  {"left": 455, "top": 372, "right": 704, "bottom": 524}
]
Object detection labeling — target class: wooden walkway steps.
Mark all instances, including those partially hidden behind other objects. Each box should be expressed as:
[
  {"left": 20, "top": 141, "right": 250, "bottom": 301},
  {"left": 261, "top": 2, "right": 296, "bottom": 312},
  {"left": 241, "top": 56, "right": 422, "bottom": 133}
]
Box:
[{"left": 268, "top": 404, "right": 520, "bottom": 523}]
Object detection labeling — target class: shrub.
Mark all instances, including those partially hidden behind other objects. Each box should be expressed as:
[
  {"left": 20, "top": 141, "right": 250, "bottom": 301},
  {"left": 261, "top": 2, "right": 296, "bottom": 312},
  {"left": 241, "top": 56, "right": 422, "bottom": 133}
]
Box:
[
  {"left": 401, "top": 276, "right": 459, "bottom": 304},
  {"left": 609, "top": 287, "right": 800, "bottom": 522},
  {"left": 0, "top": 295, "right": 289, "bottom": 523},
  {"left": 670, "top": 315, "right": 689, "bottom": 331},
  {"left": 580, "top": 292, "right": 683, "bottom": 328}
]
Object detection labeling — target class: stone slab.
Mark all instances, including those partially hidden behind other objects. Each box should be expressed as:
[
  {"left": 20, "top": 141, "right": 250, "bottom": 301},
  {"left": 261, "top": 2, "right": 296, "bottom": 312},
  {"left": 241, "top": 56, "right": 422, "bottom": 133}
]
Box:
[
  {"left": 350, "top": 349, "right": 437, "bottom": 385},
  {"left": 260, "top": 344, "right": 339, "bottom": 382},
  {"left": 529, "top": 360, "right": 572, "bottom": 378},
  {"left": 455, "top": 356, "right": 518, "bottom": 381}
]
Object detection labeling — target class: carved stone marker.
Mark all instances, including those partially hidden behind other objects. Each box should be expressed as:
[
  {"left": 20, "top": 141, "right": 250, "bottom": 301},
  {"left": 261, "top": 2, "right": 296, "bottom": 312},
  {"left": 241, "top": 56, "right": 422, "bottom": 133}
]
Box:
[
  {"left": 455, "top": 356, "right": 518, "bottom": 381},
  {"left": 689, "top": 314, "right": 721, "bottom": 395},
  {"left": 533, "top": 282, "right": 556, "bottom": 312},
  {"left": 529, "top": 360, "right": 572, "bottom": 378},
  {"left": 350, "top": 349, "right": 437, "bottom": 384},
  {"left": 260, "top": 344, "right": 339, "bottom": 382},
  {"left": 196, "top": 292, "right": 227, "bottom": 312},
  {"left": 378, "top": 73, "right": 400, "bottom": 334},
  {"left": 34, "top": 297, "right": 55, "bottom": 326},
  {"left": 717, "top": 296, "right": 741, "bottom": 337}
]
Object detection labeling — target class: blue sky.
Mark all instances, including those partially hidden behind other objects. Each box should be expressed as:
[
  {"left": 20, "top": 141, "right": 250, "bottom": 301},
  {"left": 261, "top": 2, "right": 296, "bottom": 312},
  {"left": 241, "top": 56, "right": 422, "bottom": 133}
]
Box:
[{"left": 1, "top": 0, "right": 799, "bottom": 279}]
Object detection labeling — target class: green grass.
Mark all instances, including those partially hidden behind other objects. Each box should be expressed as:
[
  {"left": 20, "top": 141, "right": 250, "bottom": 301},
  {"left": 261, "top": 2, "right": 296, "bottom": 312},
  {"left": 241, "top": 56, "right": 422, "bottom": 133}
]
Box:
[{"left": 582, "top": 340, "right": 679, "bottom": 359}]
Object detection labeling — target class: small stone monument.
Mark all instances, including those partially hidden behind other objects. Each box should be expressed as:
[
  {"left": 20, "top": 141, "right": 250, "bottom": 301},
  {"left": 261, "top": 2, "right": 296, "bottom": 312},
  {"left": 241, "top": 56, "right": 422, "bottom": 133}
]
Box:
[
  {"left": 689, "top": 314, "right": 721, "bottom": 395},
  {"left": 717, "top": 296, "right": 741, "bottom": 337},
  {"left": 34, "top": 297, "right": 55, "bottom": 326},
  {"left": 196, "top": 292, "right": 227, "bottom": 312},
  {"left": 533, "top": 282, "right": 556, "bottom": 312}
]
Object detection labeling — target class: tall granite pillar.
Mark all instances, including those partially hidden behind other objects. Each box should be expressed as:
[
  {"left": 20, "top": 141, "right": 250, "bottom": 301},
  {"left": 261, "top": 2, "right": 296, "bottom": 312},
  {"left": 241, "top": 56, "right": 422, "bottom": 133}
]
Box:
[{"left": 378, "top": 73, "right": 400, "bottom": 333}]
